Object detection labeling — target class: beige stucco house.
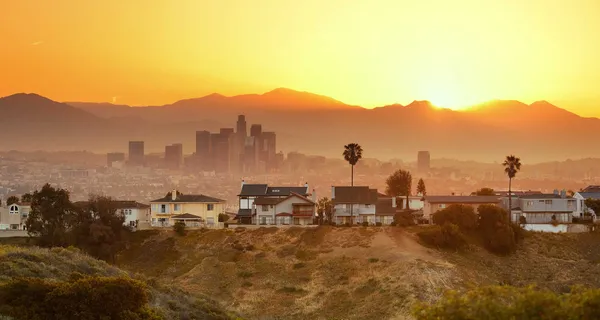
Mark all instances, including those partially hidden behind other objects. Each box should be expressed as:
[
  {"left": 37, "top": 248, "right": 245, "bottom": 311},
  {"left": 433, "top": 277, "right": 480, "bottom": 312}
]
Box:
[{"left": 150, "top": 190, "right": 225, "bottom": 227}]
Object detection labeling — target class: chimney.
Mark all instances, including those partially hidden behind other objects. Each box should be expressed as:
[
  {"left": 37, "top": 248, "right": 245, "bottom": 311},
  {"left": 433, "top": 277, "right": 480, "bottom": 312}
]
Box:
[
  {"left": 331, "top": 186, "right": 336, "bottom": 199},
  {"left": 304, "top": 182, "right": 309, "bottom": 194},
  {"left": 312, "top": 188, "right": 317, "bottom": 202},
  {"left": 241, "top": 179, "right": 245, "bottom": 188},
  {"left": 560, "top": 189, "right": 566, "bottom": 198},
  {"left": 392, "top": 197, "right": 397, "bottom": 208},
  {"left": 171, "top": 189, "right": 177, "bottom": 201},
  {"left": 553, "top": 189, "right": 559, "bottom": 195}
]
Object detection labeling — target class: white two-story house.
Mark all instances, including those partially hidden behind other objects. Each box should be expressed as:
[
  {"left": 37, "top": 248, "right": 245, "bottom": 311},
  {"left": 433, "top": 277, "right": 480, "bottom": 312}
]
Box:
[
  {"left": 150, "top": 190, "right": 225, "bottom": 227},
  {"left": 74, "top": 200, "right": 150, "bottom": 228},
  {"left": 236, "top": 181, "right": 310, "bottom": 224},
  {"left": 510, "top": 192, "right": 576, "bottom": 224},
  {"left": 254, "top": 192, "right": 315, "bottom": 226},
  {"left": 4, "top": 202, "right": 31, "bottom": 230},
  {"left": 331, "top": 186, "right": 378, "bottom": 224}
]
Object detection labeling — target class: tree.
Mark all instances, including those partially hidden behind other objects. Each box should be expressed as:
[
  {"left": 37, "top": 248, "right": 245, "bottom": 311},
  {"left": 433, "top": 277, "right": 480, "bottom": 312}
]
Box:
[
  {"left": 503, "top": 155, "right": 522, "bottom": 222},
  {"left": 343, "top": 143, "right": 363, "bottom": 224},
  {"left": 472, "top": 187, "right": 495, "bottom": 196},
  {"left": 173, "top": 221, "right": 186, "bottom": 236},
  {"left": 218, "top": 213, "right": 229, "bottom": 222},
  {"left": 25, "top": 184, "right": 75, "bottom": 247},
  {"left": 386, "top": 169, "right": 413, "bottom": 210},
  {"left": 585, "top": 198, "right": 600, "bottom": 215},
  {"left": 72, "top": 195, "right": 129, "bottom": 262},
  {"left": 6, "top": 195, "right": 19, "bottom": 206},
  {"left": 416, "top": 179, "right": 426, "bottom": 196},
  {"left": 21, "top": 193, "right": 33, "bottom": 203},
  {"left": 316, "top": 197, "right": 334, "bottom": 225},
  {"left": 343, "top": 143, "right": 363, "bottom": 187},
  {"left": 432, "top": 204, "right": 478, "bottom": 231},
  {"left": 477, "top": 204, "right": 517, "bottom": 254}
]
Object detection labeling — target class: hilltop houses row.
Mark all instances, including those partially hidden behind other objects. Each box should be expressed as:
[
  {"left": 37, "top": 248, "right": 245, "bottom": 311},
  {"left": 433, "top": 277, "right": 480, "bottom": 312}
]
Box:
[{"left": 2, "top": 184, "right": 600, "bottom": 233}]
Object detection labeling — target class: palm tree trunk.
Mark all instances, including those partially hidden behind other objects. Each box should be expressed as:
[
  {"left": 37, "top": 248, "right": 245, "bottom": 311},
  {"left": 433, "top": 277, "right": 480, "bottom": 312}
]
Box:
[
  {"left": 508, "top": 178, "right": 512, "bottom": 223},
  {"left": 406, "top": 194, "right": 410, "bottom": 211},
  {"left": 351, "top": 164, "right": 354, "bottom": 225}
]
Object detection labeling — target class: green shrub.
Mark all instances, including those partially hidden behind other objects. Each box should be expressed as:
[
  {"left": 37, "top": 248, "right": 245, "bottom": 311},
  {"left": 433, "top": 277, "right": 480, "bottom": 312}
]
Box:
[
  {"left": 417, "top": 223, "right": 468, "bottom": 250},
  {"left": 413, "top": 286, "right": 600, "bottom": 319},
  {"left": 0, "top": 276, "right": 161, "bottom": 320},
  {"left": 478, "top": 205, "right": 518, "bottom": 254},
  {"left": 218, "top": 213, "right": 229, "bottom": 223},
  {"left": 519, "top": 215, "right": 527, "bottom": 225},
  {"left": 432, "top": 204, "right": 477, "bottom": 230},
  {"left": 393, "top": 211, "right": 415, "bottom": 227},
  {"left": 173, "top": 221, "right": 186, "bottom": 236}
]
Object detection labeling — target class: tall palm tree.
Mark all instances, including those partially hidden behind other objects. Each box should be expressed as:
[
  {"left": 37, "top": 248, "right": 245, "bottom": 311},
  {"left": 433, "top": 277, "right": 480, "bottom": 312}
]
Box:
[
  {"left": 343, "top": 143, "right": 363, "bottom": 186},
  {"left": 343, "top": 143, "right": 363, "bottom": 225},
  {"left": 503, "top": 155, "right": 522, "bottom": 222}
]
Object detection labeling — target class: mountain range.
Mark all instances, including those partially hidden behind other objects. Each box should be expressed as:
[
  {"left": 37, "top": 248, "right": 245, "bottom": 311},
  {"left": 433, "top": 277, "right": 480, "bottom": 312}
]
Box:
[{"left": 1, "top": 88, "right": 598, "bottom": 162}]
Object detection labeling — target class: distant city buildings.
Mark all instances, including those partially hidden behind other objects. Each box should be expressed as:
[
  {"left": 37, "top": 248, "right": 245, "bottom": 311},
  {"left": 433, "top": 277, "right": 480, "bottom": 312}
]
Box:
[
  {"left": 418, "top": 151, "right": 431, "bottom": 172},
  {"left": 128, "top": 141, "right": 145, "bottom": 166},
  {"left": 106, "top": 152, "right": 125, "bottom": 167},
  {"left": 164, "top": 143, "right": 183, "bottom": 169}
]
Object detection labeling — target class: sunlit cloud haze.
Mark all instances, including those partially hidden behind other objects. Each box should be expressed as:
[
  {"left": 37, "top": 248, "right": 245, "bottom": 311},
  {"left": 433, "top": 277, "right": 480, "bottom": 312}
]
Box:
[{"left": 1, "top": 0, "right": 599, "bottom": 115}]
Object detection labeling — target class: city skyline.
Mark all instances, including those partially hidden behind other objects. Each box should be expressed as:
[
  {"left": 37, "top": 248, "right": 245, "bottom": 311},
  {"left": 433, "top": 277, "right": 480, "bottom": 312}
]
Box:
[{"left": 2, "top": 1, "right": 600, "bottom": 116}]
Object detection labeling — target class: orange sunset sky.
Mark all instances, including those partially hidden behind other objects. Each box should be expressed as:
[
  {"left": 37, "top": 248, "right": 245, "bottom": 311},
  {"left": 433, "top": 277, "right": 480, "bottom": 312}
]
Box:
[{"left": 1, "top": 0, "right": 600, "bottom": 115}]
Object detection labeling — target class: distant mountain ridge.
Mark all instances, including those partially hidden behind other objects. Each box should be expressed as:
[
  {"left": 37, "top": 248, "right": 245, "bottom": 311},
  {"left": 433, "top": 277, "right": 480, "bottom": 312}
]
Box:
[{"left": 0, "top": 89, "right": 598, "bottom": 162}]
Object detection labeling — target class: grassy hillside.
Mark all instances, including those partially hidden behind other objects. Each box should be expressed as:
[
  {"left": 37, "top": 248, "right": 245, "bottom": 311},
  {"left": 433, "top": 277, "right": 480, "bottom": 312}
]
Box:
[
  {"left": 0, "top": 245, "right": 238, "bottom": 320},
  {"left": 116, "top": 226, "right": 600, "bottom": 320}
]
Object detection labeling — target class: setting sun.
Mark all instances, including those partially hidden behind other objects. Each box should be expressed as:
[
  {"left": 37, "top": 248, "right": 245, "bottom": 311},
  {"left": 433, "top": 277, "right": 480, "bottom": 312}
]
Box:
[{"left": 1, "top": 0, "right": 600, "bottom": 116}]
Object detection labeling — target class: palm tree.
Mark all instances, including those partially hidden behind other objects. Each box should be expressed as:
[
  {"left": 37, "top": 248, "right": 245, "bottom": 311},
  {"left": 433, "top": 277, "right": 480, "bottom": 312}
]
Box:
[
  {"left": 343, "top": 143, "right": 363, "bottom": 225},
  {"left": 503, "top": 155, "right": 522, "bottom": 222},
  {"left": 343, "top": 143, "right": 363, "bottom": 186}
]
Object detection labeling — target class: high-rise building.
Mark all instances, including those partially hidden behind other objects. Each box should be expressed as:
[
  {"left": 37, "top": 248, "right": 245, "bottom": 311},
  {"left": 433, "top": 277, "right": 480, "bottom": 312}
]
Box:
[
  {"left": 236, "top": 115, "right": 247, "bottom": 138},
  {"left": 165, "top": 143, "right": 183, "bottom": 169},
  {"left": 106, "top": 152, "right": 125, "bottom": 167},
  {"left": 212, "top": 133, "right": 231, "bottom": 173},
  {"left": 417, "top": 151, "right": 431, "bottom": 172},
  {"left": 195, "top": 130, "right": 211, "bottom": 156},
  {"left": 262, "top": 132, "right": 277, "bottom": 170},
  {"left": 128, "top": 141, "right": 145, "bottom": 166}
]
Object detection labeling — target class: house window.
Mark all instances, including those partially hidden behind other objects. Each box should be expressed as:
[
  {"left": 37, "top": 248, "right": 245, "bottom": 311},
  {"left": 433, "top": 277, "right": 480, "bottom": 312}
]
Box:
[
  {"left": 207, "top": 204, "right": 214, "bottom": 211},
  {"left": 526, "top": 201, "right": 534, "bottom": 206},
  {"left": 365, "top": 204, "right": 370, "bottom": 208},
  {"left": 160, "top": 204, "right": 167, "bottom": 213},
  {"left": 439, "top": 204, "right": 446, "bottom": 209},
  {"left": 545, "top": 200, "right": 553, "bottom": 205},
  {"left": 174, "top": 204, "right": 180, "bottom": 211},
  {"left": 262, "top": 205, "right": 269, "bottom": 212},
  {"left": 206, "top": 217, "right": 215, "bottom": 225},
  {"left": 345, "top": 204, "right": 351, "bottom": 211},
  {"left": 567, "top": 200, "right": 576, "bottom": 210}
]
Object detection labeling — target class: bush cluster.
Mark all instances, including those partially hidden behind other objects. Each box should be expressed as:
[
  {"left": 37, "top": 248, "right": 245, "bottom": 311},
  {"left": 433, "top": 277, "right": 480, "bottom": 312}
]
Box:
[
  {"left": 421, "top": 204, "right": 523, "bottom": 254},
  {"left": 393, "top": 211, "right": 415, "bottom": 227},
  {"left": 0, "top": 276, "right": 162, "bottom": 320},
  {"left": 413, "top": 285, "right": 600, "bottom": 319},
  {"left": 173, "top": 221, "right": 186, "bottom": 236}
]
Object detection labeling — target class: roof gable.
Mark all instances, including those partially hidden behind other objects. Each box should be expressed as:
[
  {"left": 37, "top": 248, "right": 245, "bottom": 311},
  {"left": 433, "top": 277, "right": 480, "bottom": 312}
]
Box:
[
  {"left": 239, "top": 184, "right": 268, "bottom": 196},
  {"left": 150, "top": 194, "right": 224, "bottom": 203},
  {"left": 332, "top": 186, "right": 378, "bottom": 204}
]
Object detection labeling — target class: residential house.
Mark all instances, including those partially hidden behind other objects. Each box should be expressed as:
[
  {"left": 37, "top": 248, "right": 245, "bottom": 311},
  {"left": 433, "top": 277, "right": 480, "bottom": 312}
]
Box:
[
  {"left": 5, "top": 203, "right": 31, "bottom": 230},
  {"left": 375, "top": 196, "right": 398, "bottom": 225},
  {"left": 236, "top": 181, "right": 310, "bottom": 224},
  {"left": 574, "top": 189, "right": 600, "bottom": 220},
  {"left": 331, "top": 186, "right": 378, "bottom": 224},
  {"left": 0, "top": 206, "right": 21, "bottom": 230},
  {"left": 73, "top": 200, "right": 150, "bottom": 228},
  {"left": 150, "top": 190, "right": 225, "bottom": 227},
  {"left": 511, "top": 193, "right": 576, "bottom": 224},
  {"left": 423, "top": 195, "right": 501, "bottom": 222},
  {"left": 254, "top": 192, "right": 315, "bottom": 226}
]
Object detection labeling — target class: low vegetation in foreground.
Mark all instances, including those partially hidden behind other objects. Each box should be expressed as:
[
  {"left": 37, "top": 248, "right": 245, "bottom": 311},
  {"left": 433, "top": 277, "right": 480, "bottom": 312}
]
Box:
[
  {"left": 0, "top": 245, "right": 237, "bottom": 320},
  {"left": 414, "top": 285, "right": 600, "bottom": 319}
]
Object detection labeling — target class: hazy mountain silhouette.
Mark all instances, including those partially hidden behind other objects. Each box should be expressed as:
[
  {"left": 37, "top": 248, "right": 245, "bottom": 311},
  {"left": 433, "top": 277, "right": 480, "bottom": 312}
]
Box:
[{"left": 2, "top": 90, "right": 599, "bottom": 162}]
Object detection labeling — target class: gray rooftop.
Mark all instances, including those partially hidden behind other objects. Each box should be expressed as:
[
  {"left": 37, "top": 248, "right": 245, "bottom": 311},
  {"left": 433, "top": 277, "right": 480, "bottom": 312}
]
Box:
[{"left": 424, "top": 196, "right": 501, "bottom": 204}]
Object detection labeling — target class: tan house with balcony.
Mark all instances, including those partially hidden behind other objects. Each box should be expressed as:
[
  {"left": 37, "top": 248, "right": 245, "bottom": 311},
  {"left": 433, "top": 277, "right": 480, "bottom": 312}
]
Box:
[
  {"left": 253, "top": 192, "right": 315, "bottom": 225},
  {"left": 423, "top": 195, "right": 501, "bottom": 222},
  {"left": 150, "top": 190, "right": 225, "bottom": 227}
]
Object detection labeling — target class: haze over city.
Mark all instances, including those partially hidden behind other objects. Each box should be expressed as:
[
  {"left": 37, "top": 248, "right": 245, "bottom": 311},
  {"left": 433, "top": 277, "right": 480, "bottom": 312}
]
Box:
[{"left": 3, "top": 1, "right": 600, "bottom": 320}]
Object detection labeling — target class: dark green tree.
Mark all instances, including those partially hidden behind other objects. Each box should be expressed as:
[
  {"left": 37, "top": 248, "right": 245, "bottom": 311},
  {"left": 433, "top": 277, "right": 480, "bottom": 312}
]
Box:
[
  {"left": 21, "top": 193, "right": 33, "bottom": 203},
  {"left": 416, "top": 178, "right": 426, "bottom": 196},
  {"left": 25, "top": 184, "right": 75, "bottom": 247},
  {"left": 316, "top": 197, "right": 334, "bottom": 225},
  {"left": 386, "top": 169, "right": 413, "bottom": 210},
  {"left": 432, "top": 204, "right": 478, "bottom": 231},
  {"left": 6, "top": 195, "right": 19, "bottom": 206},
  {"left": 472, "top": 187, "right": 495, "bottom": 196},
  {"left": 72, "top": 195, "right": 129, "bottom": 262}
]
